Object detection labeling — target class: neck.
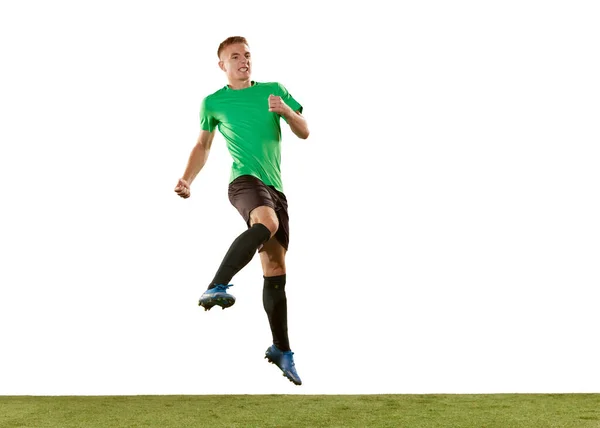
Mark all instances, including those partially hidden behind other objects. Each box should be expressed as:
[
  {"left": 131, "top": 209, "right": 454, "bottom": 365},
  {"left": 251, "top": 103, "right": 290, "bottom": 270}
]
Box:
[{"left": 228, "top": 79, "right": 253, "bottom": 90}]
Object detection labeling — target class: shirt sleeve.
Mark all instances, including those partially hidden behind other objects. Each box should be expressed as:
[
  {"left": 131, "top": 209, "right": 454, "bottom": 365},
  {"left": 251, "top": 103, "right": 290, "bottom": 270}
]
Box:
[
  {"left": 199, "top": 97, "right": 218, "bottom": 132},
  {"left": 277, "top": 83, "right": 303, "bottom": 123}
]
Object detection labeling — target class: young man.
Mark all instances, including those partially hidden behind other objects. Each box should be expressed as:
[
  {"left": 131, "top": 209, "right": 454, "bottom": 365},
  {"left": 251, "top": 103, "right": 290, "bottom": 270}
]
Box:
[{"left": 174, "top": 37, "right": 309, "bottom": 385}]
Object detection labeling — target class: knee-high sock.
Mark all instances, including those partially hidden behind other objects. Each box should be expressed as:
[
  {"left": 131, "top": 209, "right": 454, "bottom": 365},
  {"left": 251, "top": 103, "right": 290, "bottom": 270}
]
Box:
[
  {"left": 263, "top": 274, "right": 290, "bottom": 351},
  {"left": 209, "top": 223, "right": 271, "bottom": 288}
]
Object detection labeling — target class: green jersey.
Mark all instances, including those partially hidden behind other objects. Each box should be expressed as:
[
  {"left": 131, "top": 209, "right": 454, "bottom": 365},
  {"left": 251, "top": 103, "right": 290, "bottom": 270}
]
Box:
[{"left": 199, "top": 81, "right": 302, "bottom": 193}]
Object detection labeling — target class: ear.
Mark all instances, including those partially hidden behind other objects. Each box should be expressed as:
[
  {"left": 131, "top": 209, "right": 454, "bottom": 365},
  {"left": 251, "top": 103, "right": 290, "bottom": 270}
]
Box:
[{"left": 218, "top": 61, "right": 226, "bottom": 72}]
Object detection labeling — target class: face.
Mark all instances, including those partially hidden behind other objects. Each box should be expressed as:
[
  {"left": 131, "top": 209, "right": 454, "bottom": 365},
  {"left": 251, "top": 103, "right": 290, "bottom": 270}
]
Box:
[{"left": 219, "top": 43, "right": 251, "bottom": 82}]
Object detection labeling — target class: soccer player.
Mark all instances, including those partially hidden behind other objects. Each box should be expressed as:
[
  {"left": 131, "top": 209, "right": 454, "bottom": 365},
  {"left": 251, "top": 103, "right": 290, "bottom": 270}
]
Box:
[{"left": 174, "top": 37, "right": 309, "bottom": 385}]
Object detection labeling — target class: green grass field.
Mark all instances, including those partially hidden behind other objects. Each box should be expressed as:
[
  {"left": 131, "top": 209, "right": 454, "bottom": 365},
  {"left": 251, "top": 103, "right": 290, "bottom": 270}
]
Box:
[{"left": 1, "top": 394, "right": 599, "bottom": 428}]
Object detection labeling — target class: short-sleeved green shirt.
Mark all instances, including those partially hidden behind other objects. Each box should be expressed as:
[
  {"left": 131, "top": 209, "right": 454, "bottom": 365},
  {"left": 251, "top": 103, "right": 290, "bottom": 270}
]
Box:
[{"left": 199, "top": 81, "right": 302, "bottom": 193}]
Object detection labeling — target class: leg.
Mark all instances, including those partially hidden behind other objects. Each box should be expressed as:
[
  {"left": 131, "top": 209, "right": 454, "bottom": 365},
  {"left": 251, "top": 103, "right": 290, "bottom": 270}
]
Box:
[
  {"left": 205, "top": 204, "right": 278, "bottom": 286},
  {"left": 199, "top": 177, "right": 278, "bottom": 310},
  {"left": 198, "top": 220, "right": 272, "bottom": 310},
  {"left": 260, "top": 237, "right": 289, "bottom": 350},
  {"left": 254, "top": 187, "right": 301, "bottom": 385},
  {"left": 207, "top": 181, "right": 280, "bottom": 289},
  {"left": 208, "top": 204, "right": 278, "bottom": 285},
  {"left": 261, "top": 240, "right": 301, "bottom": 385},
  {"left": 207, "top": 215, "right": 273, "bottom": 288}
]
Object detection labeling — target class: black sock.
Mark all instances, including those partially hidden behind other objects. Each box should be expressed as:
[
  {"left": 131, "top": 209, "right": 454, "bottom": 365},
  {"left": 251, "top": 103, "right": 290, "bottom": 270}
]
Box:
[
  {"left": 209, "top": 223, "right": 271, "bottom": 288},
  {"left": 263, "top": 274, "right": 290, "bottom": 352}
]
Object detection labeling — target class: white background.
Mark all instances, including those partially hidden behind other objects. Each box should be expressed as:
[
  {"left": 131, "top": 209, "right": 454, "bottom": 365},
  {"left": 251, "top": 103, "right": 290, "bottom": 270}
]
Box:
[{"left": 1, "top": 0, "right": 599, "bottom": 395}]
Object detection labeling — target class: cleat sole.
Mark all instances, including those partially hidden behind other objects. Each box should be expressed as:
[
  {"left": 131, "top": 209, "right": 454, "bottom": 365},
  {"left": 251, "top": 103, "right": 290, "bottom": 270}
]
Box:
[{"left": 198, "top": 295, "right": 235, "bottom": 311}]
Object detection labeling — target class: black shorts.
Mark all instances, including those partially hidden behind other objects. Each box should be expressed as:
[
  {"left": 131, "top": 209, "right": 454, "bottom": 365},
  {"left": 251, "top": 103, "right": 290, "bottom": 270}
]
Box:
[{"left": 228, "top": 175, "right": 290, "bottom": 252}]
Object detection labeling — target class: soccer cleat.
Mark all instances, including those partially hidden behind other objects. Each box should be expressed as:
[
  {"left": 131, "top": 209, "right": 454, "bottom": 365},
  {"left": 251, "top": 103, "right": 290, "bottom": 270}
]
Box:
[
  {"left": 264, "top": 344, "right": 302, "bottom": 385},
  {"left": 198, "top": 284, "right": 235, "bottom": 311}
]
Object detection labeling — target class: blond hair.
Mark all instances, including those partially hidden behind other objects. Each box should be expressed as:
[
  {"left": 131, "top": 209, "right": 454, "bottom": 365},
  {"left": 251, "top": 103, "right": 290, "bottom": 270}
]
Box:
[{"left": 217, "top": 36, "right": 249, "bottom": 59}]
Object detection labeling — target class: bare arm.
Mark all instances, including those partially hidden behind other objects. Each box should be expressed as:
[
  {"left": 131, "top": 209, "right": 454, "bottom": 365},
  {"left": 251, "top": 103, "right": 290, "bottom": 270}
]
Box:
[
  {"left": 174, "top": 130, "right": 216, "bottom": 198},
  {"left": 268, "top": 94, "right": 310, "bottom": 139},
  {"left": 282, "top": 109, "right": 310, "bottom": 140}
]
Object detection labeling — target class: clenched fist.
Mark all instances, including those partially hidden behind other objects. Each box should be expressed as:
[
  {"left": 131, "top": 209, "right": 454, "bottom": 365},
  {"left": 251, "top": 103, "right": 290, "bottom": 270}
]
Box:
[
  {"left": 268, "top": 94, "right": 293, "bottom": 117},
  {"left": 174, "top": 178, "right": 191, "bottom": 199}
]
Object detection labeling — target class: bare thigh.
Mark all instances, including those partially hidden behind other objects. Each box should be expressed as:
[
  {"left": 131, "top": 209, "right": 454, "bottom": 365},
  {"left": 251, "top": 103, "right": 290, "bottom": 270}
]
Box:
[{"left": 258, "top": 236, "right": 287, "bottom": 277}]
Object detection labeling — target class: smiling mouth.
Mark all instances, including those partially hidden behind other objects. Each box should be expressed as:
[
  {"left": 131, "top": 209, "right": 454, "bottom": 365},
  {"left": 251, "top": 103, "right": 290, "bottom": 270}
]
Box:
[{"left": 239, "top": 67, "right": 249, "bottom": 72}]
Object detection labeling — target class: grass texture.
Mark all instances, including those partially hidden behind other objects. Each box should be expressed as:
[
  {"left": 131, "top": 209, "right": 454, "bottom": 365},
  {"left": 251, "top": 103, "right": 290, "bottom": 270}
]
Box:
[{"left": 1, "top": 394, "right": 599, "bottom": 427}]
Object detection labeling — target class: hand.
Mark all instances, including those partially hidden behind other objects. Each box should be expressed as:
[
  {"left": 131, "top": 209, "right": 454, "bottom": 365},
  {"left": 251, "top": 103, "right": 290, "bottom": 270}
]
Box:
[
  {"left": 268, "top": 94, "right": 293, "bottom": 117},
  {"left": 174, "top": 178, "right": 191, "bottom": 199}
]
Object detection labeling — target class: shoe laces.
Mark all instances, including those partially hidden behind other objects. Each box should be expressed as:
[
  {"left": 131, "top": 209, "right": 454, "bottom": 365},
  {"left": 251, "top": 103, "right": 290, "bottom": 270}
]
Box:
[{"left": 213, "top": 284, "right": 233, "bottom": 292}]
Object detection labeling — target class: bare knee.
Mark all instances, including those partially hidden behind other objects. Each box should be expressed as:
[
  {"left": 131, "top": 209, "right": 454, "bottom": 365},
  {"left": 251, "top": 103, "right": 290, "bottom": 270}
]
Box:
[{"left": 250, "top": 206, "right": 279, "bottom": 237}]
